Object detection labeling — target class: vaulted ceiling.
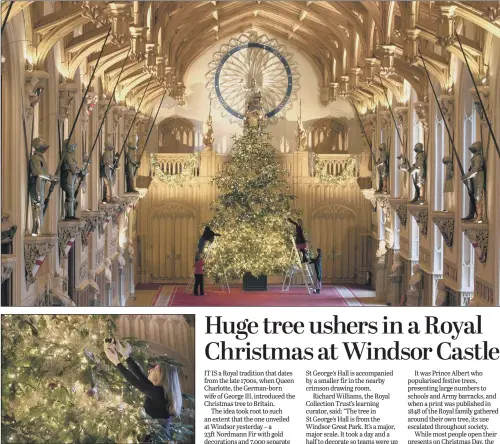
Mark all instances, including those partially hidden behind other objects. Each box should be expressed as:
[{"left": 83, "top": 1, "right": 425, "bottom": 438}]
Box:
[{"left": 2, "top": 1, "right": 499, "bottom": 113}]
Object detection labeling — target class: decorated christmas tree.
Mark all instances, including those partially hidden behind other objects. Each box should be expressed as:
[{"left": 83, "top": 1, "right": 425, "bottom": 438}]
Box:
[
  {"left": 206, "top": 128, "right": 299, "bottom": 281},
  {"left": 1, "top": 315, "right": 194, "bottom": 443}
]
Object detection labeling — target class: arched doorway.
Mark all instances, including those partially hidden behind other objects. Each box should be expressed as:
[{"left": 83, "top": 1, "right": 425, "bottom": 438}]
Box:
[
  {"left": 311, "top": 204, "right": 357, "bottom": 282},
  {"left": 149, "top": 203, "right": 197, "bottom": 281}
]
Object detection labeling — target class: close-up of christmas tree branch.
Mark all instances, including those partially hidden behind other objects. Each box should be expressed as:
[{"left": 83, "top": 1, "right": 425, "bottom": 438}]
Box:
[{"left": 1, "top": 315, "right": 195, "bottom": 443}]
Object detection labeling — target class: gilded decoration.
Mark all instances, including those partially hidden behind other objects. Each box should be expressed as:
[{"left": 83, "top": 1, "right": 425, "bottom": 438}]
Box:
[{"left": 206, "top": 33, "right": 299, "bottom": 125}]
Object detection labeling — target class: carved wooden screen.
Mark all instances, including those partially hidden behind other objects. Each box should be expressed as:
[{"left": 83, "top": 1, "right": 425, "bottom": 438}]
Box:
[
  {"left": 311, "top": 204, "right": 357, "bottom": 283},
  {"left": 149, "top": 203, "right": 197, "bottom": 281}
]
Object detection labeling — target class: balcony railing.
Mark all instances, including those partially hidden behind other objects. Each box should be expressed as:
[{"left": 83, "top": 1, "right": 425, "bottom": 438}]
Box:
[
  {"left": 150, "top": 153, "right": 200, "bottom": 178},
  {"left": 150, "top": 152, "right": 360, "bottom": 179},
  {"left": 313, "top": 154, "right": 359, "bottom": 177}
]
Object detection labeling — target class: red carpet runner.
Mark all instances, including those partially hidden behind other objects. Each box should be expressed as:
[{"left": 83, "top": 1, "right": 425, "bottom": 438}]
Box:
[{"left": 165, "top": 285, "right": 366, "bottom": 307}]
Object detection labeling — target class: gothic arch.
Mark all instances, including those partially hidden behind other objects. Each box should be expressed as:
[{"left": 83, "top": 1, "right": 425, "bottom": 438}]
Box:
[
  {"left": 312, "top": 203, "right": 357, "bottom": 219},
  {"left": 149, "top": 201, "right": 197, "bottom": 221},
  {"left": 158, "top": 117, "right": 201, "bottom": 153},
  {"left": 309, "top": 118, "right": 349, "bottom": 153}
]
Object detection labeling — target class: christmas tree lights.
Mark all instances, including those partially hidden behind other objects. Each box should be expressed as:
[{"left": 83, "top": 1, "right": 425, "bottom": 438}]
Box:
[
  {"left": 1, "top": 315, "right": 194, "bottom": 443},
  {"left": 206, "top": 129, "right": 299, "bottom": 281}
]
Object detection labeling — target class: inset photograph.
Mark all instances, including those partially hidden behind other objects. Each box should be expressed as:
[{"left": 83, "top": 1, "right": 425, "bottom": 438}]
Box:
[{"left": 1, "top": 315, "right": 195, "bottom": 443}]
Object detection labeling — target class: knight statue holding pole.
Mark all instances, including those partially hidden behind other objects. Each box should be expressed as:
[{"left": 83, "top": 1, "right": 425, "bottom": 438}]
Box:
[
  {"left": 406, "top": 143, "right": 427, "bottom": 203},
  {"left": 125, "top": 142, "right": 140, "bottom": 193},
  {"left": 462, "top": 141, "right": 486, "bottom": 223},
  {"left": 61, "top": 139, "right": 87, "bottom": 219},
  {"left": 442, "top": 156, "right": 454, "bottom": 210},
  {"left": 375, "top": 143, "right": 389, "bottom": 193},
  {"left": 101, "top": 142, "right": 119, "bottom": 202},
  {"left": 29, "top": 138, "right": 58, "bottom": 235}
]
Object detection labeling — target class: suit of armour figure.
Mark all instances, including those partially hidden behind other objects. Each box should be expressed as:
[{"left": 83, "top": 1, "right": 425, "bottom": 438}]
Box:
[
  {"left": 61, "top": 139, "right": 87, "bottom": 219},
  {"left": 375, "top": 143, "right": 389, "bottom": 193},
  {"left": 125, "top": 144, "right": 140, "bottom": 193},
  {"left": 29, "top": 138, "right": 58, "bottom": 235},
  {"left": 442, "top": 156, "right": 454, "bottom": 210},
  {"left": 462, "top": 142, "right": 486, "bottom": 223},
  {"left": 408, "top": 143, "right": 427, "bottom": 203},
  {"left": 101, "top": 144, "right": 119, "bottom": 202}
]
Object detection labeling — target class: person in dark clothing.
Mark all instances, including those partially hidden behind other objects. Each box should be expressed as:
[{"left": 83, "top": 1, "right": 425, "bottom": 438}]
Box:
[
  {"left": 194, "top": 251, "right": 205, "bottom": 296},
  {"left": 197, "top": 225, "right": 221, "bottom": 254},
  {"left": 104, "top": 339, "right": 183, "bottom": 441},
  {"left": 287, "top": 218, "right": 309, "bottom": 262},
  {"left": 309, "top": 248, "right": 322, "bottom": 294}
]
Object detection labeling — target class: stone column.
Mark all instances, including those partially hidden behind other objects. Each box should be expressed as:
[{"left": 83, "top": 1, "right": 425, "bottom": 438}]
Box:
[
  {"left": 401, "top": 29, "right": 420, "bottom": 66},
  {"left": 348, "top": 68, "right": 362, "bottom": 92},
  {"left": 118, "top": 266, "right": 125, "bottom": 306},
  {"left": 129, "top": 26, "right": 147, "bottom": 62},
  {"left": 379, "top": 45, "right": 396, "bottom": 77},
  {"left": 406, "top": 265, "right": 423, "bottom": 306},
  {"left": 105, "top": 283, "right": 113, "bottom": 306},
  {"left": 406, "top": 288, "right": 421, "bottom": 306},
  {"left": 117, "top": 246, "right": 126, "bottom": 306},
  {"left": 360, "top": 111, "right": 376, "bottom": 181},
  {"left": 364, "top": 58, "right": 379, "bottom": 85},
  {"left": 113, "top": 106, "right": 127, "bottom": 198},
  {"left": 389, "top": 271, "right": 403, "bottom": 306},
  {"left": 199, "top": 151, "right": 215, "bottom": 178},
  {"left": 104, "top": 258, "right": 113, "bottom": 306},
  {"left": 129, "top": 245, "right": 136, "bottom": 300},
  {"left": 109, "top": 2, "right": 132, "bottom": 46},
  {"left": 436, "top": 4, "right": 457, "bottom": 47},
  {"left": 374, "top": 243, "right": 388, "bottom": 303},
  {"left": 80, "top": 91, "right": 99, "bottom": 213}
]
